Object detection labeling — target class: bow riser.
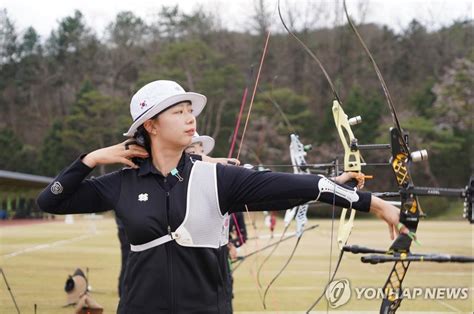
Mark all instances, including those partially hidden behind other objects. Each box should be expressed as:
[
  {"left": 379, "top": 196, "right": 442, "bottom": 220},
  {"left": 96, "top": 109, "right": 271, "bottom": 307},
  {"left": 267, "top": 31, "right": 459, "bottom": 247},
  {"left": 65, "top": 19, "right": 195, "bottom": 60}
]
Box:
[
  {"left": 379, "top": 129, "right": 421, "bottom": 313},
  {"left": 333, "top": 100, "right": 363, "bottom": 173},
  {"left": 333, "top": 100, "right": 363, "bottom": 250}
]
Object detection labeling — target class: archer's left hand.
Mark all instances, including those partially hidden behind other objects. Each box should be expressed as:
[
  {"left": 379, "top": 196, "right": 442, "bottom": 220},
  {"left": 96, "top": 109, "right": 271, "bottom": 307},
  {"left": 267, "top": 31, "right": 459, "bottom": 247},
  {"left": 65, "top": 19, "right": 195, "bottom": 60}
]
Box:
[{"left": 336, "top": 171, "right": 366, "bottom": 189}]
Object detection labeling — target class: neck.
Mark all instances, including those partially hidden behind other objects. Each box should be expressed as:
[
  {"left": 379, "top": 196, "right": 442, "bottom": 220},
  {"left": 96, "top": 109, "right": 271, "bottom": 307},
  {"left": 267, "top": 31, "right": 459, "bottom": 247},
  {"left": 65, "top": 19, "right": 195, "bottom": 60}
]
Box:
[{"left": 150, "top": 143, "right": 184, "bottom": 176}]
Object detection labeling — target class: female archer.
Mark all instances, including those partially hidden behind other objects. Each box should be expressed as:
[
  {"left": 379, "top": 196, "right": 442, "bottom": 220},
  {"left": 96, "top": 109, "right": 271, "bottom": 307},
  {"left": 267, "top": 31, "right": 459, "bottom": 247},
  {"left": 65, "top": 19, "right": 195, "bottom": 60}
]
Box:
[{"left": 38, "top": 80, "right": 407, "bottom": 314}]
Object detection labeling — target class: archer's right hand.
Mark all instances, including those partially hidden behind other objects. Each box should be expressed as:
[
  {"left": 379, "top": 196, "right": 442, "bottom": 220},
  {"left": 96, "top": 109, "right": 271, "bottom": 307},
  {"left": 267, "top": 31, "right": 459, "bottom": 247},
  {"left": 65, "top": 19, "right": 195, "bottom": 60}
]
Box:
[{"left": 82, "top": 140, "right": 149, "bottom": 169}]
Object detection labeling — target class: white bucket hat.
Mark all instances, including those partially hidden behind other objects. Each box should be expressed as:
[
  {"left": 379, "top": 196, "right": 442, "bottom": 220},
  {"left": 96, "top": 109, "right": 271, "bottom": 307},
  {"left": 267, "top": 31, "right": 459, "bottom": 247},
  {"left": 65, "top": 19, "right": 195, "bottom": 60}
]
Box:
[
  {"left": 124, "top": 80, "right": 206, "bottom": 137},
  {"left": 191, "top": 132, "right": 215, "bottom": 155}
]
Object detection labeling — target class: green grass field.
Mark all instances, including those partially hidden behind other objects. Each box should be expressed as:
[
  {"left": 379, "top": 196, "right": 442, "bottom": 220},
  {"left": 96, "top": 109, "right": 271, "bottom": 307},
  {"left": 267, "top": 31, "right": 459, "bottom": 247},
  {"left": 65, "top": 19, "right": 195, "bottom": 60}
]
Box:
[{"left": 0, "top": 214, "right": 472, "bottom": 313}]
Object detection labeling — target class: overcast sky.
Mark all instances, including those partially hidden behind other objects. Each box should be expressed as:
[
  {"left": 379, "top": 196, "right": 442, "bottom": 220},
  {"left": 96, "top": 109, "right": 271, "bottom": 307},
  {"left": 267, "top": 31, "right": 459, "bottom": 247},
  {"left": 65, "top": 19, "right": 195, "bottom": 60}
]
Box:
[{"left": 1, "top": 0, "right": 472, "bottom": 39}]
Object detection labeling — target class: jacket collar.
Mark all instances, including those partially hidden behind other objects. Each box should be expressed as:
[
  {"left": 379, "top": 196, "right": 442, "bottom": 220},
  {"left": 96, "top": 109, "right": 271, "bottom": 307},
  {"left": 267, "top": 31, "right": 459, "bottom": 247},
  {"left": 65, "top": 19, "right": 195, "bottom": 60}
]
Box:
[{"left": 138, "top": 153, "right": 189, "bottom": 177}]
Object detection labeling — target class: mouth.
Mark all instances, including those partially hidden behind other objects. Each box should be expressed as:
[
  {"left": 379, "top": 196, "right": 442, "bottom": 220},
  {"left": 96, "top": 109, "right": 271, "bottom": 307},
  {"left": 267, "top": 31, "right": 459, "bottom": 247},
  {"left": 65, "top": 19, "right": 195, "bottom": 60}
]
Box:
[{"left": 185, "top": 128, "right": 195, "bottom": 136}]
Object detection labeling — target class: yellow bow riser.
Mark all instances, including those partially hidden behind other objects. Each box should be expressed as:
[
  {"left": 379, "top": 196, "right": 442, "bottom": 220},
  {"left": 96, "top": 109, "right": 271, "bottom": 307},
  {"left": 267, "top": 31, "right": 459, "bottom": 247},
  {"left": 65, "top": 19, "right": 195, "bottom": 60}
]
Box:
[{"left": 332, "top": 100, "right": 363, "bottom": 250}]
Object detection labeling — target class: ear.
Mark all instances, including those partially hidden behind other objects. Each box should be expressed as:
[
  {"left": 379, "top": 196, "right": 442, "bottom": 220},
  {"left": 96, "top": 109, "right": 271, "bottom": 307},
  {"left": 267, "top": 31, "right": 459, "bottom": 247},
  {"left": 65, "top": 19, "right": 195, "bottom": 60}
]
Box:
[{"left": 143, "top": 120, "right": 157, "bottom": 135}]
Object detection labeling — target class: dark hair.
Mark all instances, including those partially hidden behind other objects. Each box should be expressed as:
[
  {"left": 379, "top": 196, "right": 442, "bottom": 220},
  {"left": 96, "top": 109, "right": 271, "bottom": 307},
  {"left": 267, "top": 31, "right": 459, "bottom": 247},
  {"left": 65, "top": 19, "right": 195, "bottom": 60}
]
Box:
[
  {"left": 133, "top": 112, "right": 159, "bottom": 158},
  {"left": 134, "top": 125, "right": 152, "bottom": 155}
]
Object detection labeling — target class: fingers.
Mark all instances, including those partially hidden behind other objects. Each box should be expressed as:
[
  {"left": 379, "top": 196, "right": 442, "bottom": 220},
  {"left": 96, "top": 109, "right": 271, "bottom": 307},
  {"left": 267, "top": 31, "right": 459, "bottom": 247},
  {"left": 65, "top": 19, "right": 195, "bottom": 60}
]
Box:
[
  {"left": 120, "top": 141, "right": 149, "bottom": 159},
  {"left": 344, "top": 172, "right": 365, "bottom": 189},
  {"left": 124, "top": 140, "right": 138, "bottom": 150},
  {"left": 120, "top": 157, "right": 139, "bottom": 169},
  {"left": 372, "top": 196, "right": 421, "bottom": 244},
  {"left": 227, "top": 158, "right": 240, "bottom": 166},
  {"left": 122, "top": 139, "right": 147, "bottom": 153},
  {"left": 392, "top": 223, "right": 398, "bottom": 239},
  {"left": 388, "top": 223, "right": 395, "bottom": 240},
  {"left": 125, "top": 147, "right": 149, "bottom": 159},
  {"left": 355, "top": 173, "right": 365, "bottom": 189},
  {"left": 123, "top": 140, "right": 147, "bottom": 152}
]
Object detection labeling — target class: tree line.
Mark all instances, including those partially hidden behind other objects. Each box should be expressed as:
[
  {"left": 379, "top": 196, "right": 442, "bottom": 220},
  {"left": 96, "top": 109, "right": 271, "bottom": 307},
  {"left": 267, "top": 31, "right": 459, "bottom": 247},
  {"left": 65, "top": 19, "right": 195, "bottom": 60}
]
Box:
[{"left": 0, "top": 4, "right": 472, "bottom": 215}]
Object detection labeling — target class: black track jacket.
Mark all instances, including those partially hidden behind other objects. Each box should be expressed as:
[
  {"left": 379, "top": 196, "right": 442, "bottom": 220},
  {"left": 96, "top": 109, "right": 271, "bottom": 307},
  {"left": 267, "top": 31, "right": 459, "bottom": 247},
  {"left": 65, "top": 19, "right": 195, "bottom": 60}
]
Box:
[{"left": 37, "top": 154, "right": 371, "bottom": 313}]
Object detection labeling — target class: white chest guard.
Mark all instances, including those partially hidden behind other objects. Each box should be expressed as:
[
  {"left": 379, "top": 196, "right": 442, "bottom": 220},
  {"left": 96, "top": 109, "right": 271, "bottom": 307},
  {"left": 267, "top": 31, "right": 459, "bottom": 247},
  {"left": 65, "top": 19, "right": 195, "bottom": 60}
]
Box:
[
  {"left": 174, "top": 161, "right": 229, "bottom": 248},
  {"left": 130, "top": 161, "right": 229, "bottom": 252}
]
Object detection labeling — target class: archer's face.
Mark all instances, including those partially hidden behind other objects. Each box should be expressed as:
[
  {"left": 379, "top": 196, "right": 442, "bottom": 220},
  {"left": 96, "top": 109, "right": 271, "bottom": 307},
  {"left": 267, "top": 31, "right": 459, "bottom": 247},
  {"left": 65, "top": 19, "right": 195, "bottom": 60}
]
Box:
[
  {"left": 185, "top": 142, "right": 205, "bottom": 155},
  {"left": 149, "top": 102, "right": 196, "bottom": 149}
]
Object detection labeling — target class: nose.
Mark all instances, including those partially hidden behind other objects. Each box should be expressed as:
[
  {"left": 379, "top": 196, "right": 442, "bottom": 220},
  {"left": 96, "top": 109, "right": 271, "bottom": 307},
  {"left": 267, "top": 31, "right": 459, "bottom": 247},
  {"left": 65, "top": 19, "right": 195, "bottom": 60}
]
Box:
[{"left": 186, "top": 113, "right": 196, "bottom": 125}]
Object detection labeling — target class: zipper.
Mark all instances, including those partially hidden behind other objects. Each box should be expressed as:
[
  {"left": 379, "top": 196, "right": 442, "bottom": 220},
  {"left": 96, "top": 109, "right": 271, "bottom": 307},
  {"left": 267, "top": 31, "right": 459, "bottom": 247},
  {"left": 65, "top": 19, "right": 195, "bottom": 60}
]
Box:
[
  {"left": 165, "top": 190, "right": 174, "bottom": 313},
  {"left": 166, "top": 191, "right": 170, "bottom": 230}
]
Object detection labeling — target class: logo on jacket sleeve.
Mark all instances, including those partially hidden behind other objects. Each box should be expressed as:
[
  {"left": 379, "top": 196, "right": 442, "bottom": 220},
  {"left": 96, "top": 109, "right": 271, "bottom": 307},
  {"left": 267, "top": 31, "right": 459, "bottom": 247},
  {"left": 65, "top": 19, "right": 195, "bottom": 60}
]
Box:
[
  {"left": 138, "top": 193, "right": 148, "bottom": 202},
  {"left": 51, "top": 181, "right": 63, "bottom": 195}
]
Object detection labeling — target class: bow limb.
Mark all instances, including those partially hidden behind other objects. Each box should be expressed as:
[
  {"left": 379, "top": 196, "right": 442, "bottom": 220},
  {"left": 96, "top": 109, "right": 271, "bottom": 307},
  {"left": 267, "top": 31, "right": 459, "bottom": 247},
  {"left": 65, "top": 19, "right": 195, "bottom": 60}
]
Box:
[
  {"left": 277, "top": 1, "right": 361, "bottom": 312},
  {"left": 254, "top": 83, "right": 306, "bottom": 296},
  {"left": 256, "top": 217, "right": 291, "bottom": 291},
  {"left": 342, "top": 1, "right": 405, "bottom": 148},
  {"left": 342, "top": 1, "right": 420, "bottom": 312},
  {"left": 227, "top": 65, "right": 255, "bottom": 159},
  {"left": 227, "top": 27, "right": 272, "bottom": 305},
  {"left": 305, "top": 100, "right": 366, "bottom": 313},
  {"left": 232, "top": 224, "right": 320, "bottom": 273},
  {"left": 254, "top": 84, "right": 307, "bottom": 295},
  {"left": 236, "top": 30, "right": 271, "bottom": 160},
  {"left": 261, "top": 135, "right": 311, "bottom": 309}
]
